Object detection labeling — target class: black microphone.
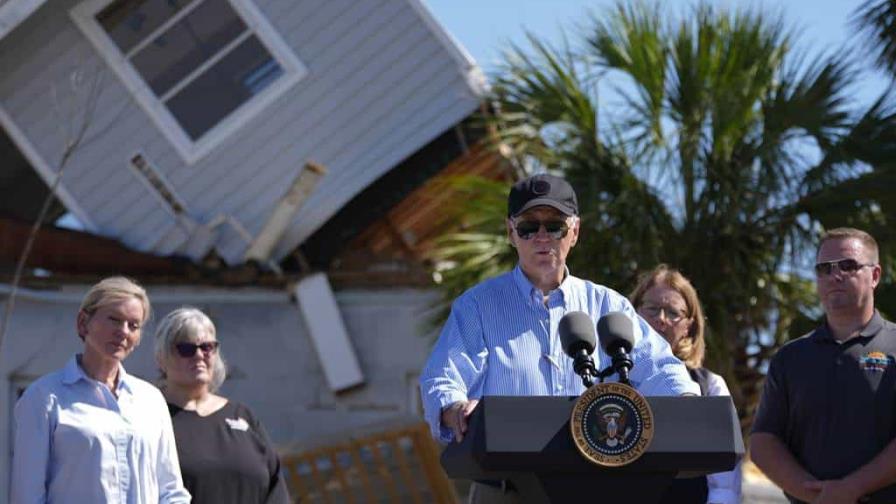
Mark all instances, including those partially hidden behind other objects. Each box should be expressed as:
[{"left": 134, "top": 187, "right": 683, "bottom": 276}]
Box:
[
  {"left": 597, "top": 312, "right": 635, "bottom": 385},
  {"left": 559, "top": 311, "right": 598, "bottom": 388}
]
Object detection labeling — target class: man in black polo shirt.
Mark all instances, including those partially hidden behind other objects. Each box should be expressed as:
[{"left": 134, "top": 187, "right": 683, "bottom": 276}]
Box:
[{"left": 751, "top": 227, "right": 896, "bottom": 504}]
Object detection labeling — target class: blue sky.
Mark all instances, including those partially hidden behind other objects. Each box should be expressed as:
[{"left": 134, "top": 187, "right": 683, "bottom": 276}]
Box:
[
  {"left": 422, "top": 1, "right": 886, "bottom": 349},
  {"left": 425, "top": 0, "right": 889, "bottom": 108}
]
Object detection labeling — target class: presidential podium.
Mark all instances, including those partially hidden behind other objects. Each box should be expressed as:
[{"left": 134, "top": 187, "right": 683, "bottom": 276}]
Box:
[{"left": 441, "top": 395, "right": 744, "bottom": 503}]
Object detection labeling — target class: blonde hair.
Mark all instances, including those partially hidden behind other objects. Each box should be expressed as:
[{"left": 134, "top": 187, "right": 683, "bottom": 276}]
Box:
[
  {"left": 154, "top": 307, "right": 227, "bottom": 392},
  {"left": 630, "top": 264, "right": 706, "bottom": 368},
  {"left": 819, "top": 227, "right": 879, "bottom": 263},
  {"left": 78, "top": 276, "right": 150, "bottom": 340}
]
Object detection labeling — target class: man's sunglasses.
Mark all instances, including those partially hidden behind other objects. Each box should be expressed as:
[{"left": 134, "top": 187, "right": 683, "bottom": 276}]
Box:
[
  {"left": 174, "top": 341, "right": 220, "bottom": 358},
  {"left": 814, "top": 258, "right": 875, "bottom": 276},
  {"left": 514, "top": 220, "right": 570, "bottom": 240}
]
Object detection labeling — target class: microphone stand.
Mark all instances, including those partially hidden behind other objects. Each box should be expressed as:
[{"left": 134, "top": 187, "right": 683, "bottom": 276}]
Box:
[
  {"left": 597, "top": 349, "right": 633, "bottom": 386},
  {"left": 571, "top": 350, "right": 597, "bottom": 388}
]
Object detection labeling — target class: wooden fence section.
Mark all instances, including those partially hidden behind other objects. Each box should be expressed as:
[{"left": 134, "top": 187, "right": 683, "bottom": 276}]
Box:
[{"left": 281, "top": 422, "right": 458, "bottom": 503}]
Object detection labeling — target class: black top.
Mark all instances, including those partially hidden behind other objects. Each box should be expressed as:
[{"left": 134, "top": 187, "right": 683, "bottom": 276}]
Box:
[
  {"left": 752, "top": 312, "right": 896, "bottom": 503},
  {"left": 168, "top": 401, "right": 290, "bottom": 504}
]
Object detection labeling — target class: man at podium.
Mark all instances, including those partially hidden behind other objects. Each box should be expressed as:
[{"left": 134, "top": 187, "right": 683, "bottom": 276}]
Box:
[{"left": 420, "top": 174, "right": 699, "bottom": 503}]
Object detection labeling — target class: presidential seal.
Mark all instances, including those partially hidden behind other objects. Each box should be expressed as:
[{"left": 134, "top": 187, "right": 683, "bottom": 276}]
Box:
[{"left": 570, "top": 382, "right": 654, "bottom": 467}]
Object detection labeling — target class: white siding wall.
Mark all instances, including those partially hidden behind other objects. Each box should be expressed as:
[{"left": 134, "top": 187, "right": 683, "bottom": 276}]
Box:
[
  {"left": 0, "top": 285, "right": 438, "bottom": 504},
  {"left": 0, "top": 0, "right": 482, "bottom": 263}
]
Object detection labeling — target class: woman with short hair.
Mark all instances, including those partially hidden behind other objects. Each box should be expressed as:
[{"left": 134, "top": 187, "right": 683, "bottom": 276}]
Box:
[
  {"left": 12, "top": 276, "right": 190, "bottom": 503},
  {"left": 154, "top": 307, "right": 289, "bottom": 504},
  {"left": 630, "top": 264, "right": 741, "bottom": 504}
]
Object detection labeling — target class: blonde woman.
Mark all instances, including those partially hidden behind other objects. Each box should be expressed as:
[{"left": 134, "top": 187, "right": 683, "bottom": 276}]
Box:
[
  {"left": 154, "top": 307, "right": 289, "bottom": 504},
  {"left": 630, "top": 265, "right": 741, "bottom": 504},
  {"left": 12, "top": 276, "right": 190, "bottom": 503}
]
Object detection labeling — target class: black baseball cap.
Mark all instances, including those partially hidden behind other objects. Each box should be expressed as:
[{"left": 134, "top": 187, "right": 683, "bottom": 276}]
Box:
[{"left": 507, "top": 174, "right": 578, "bottom": 217}]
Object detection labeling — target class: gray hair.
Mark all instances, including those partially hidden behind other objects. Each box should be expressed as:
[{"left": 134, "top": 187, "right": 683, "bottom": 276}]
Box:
[{"left": 154, "top": 307, "right": 227, "bottom": 392}]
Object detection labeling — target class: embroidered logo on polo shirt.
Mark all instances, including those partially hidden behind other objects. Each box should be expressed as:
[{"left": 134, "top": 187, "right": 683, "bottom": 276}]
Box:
[
  {"left": 859, "top": 351, "right": 894, "bottom": 373},
  {"left": 225, "top": 417, "right": 250, "bottom": 431}
]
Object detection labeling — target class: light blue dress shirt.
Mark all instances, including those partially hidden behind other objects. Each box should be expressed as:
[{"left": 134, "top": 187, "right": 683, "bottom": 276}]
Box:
[
  {"left": 12, "top": 354, "right": 191, "bottom": 504},
  {"left": 420, "top": 265, "right": 700, "bottom": 442}
]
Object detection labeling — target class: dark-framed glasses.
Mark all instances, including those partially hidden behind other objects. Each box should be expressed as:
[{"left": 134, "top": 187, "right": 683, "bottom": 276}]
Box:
[
  {"left": 514, "top": 220, "right": 570, "bottom": 240},
  {"left": 814, "top": 258, "right": 875, "bottom": 276},
  {"left": 174, "top": 341, "right": 220, "bottom": 358},
  {"left": 640, "top": 305, "right": 687, "bottom": 324}
]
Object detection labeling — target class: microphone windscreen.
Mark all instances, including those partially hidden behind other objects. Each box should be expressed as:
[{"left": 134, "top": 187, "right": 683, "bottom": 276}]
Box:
[
  {"left": 597, "top": 312, "right": 635, "bottom": 354},
  {"left": 559, "top": 311, "right": 596, "bottom": 357}
]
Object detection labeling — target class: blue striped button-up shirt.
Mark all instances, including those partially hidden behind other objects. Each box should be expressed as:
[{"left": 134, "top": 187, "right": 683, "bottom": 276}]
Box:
[{"left": 420, "top": 265, "right": 699, "bottom": 442}]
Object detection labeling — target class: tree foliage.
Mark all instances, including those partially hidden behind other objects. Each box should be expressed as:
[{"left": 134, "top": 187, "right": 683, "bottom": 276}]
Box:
[
  {"left": 854, "top": 0, "right": 896, "bottom": 77},
  {"left": 429, "top": 1, "right": 896, "bottom": 427}
]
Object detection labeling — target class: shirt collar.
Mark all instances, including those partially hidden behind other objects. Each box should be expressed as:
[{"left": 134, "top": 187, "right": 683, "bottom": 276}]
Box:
[
  {"left": 62, "top": 354, "right": 133, "bottom": 394},
  {"left": 861, "top": 311, "right": 886, "bottom": 337},
  {"left": 512, "top": 264, "right": 572, "bottom": 305},
  {"left": 814, "top": 310, "right": 885, "bottom": 343}
]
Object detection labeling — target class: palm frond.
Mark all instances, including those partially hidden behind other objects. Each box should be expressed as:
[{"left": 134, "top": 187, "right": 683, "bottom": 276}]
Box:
[
  {"left": 852, "top": 0, "right": 896, "bottom": 76},
  {"left": 587, "top": 1, "right": 668, "bottom": 150},
  {"left": 428, "top": 0, "right": 896, "bottom": 433}
]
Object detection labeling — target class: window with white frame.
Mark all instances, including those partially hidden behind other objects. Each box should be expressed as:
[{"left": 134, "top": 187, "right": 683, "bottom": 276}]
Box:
[{"left": 72, "top": 0, "right": 305, "bottom": 163}]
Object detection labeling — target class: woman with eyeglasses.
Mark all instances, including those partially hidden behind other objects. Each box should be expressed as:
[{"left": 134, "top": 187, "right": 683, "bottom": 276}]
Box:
[
  {"left": 630, "top": 265, "right": 741, "bottom": 504},
  {"left": 12, "top": 276, "right": 190, "bottom": 503},
  {"left": 154, "top": 307, "right": 290, "bottom": 504}
]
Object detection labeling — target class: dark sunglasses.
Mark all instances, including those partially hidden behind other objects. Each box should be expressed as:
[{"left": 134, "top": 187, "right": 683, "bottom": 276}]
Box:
[
  {"left": 814, "top": 258, "right": 875, "bottom": 276},
  {"left": 174, "top": 341, "right": 220, "bottom": 358},
  {"left": 514, "top": 220, "right": 570, "bottom": 240}
]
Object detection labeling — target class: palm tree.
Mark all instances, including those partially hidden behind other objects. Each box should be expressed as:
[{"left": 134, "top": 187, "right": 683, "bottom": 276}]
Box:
[
  {"left": 427, "top": 176, "right": 516, "bottom": 324},
  {"left": 848, "top": 0, "right": 896, "bottom": 315},
  {"left": 429, "top": 1, "right": 896, "bottom": 428},
  {"left": 854, "top": 0, "right": 896, "bottom": 77}
]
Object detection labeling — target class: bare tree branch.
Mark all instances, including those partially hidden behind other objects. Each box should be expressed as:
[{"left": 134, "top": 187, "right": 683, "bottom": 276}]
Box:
[{"left": 0, "top": 65, "right": 105, "bottom": 352}]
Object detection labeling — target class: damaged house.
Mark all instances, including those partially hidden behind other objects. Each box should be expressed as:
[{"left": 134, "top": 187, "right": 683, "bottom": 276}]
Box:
[{"left": 0, "top": 0, "right": 510, "bottom": 500}]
